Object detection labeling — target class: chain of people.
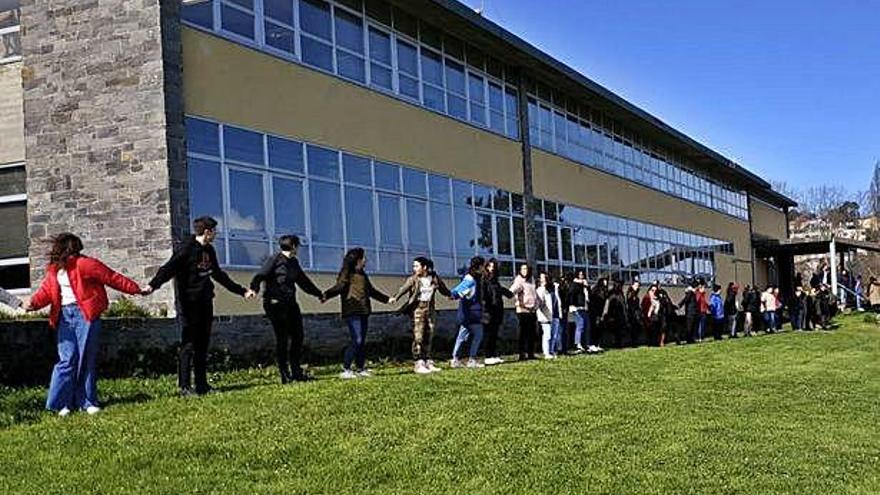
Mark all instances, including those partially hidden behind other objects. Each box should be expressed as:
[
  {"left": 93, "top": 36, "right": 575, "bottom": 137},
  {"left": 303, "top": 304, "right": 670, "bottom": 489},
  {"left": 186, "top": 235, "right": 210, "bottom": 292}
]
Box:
[{"left": 1, "top": 215, "right": 866, "bottom": 418}]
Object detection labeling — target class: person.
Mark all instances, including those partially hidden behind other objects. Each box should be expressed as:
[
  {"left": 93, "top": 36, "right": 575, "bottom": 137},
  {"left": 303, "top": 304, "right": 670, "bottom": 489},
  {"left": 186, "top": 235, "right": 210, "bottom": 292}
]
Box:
[
  {"left": 724, "top": 283, "right": 739, "bottom": 338},
  {"left": 708, "top": 284, "right": 725, "bottom": 341},
  {"left": 536, "top": 272, "right": 556, "bottom": 359},
  {"left": 388, "top": 256, "right": 451, "bottom": 374},
  {"left": 760, "top": 286, "right": 778, "bottom": 334},
  {"left": 677, "top": 280, "right": 699, "bottom": 344},
  {"left": 600, "top": 281, "right": 627, "bottom": 348},
  {"left": 249, "top": 235, "right": 323, "bottom": 383},
  {"left": 773, "top": 287, "right": 784, "bottom": 331},
  {"left": 567, "top": 269, "right": 593, "bottom": 353},
  {"left": 25, "top": 233, "right": 144, "bottom": 416},
  {"left": 790, "top": 286, "right": 807, "bottom": 331},
  {"left": 839, "top": 269, "right": 851, "bottom": 308},
  {"left": 0, "top": 285, "right": 22, "bottom": 310},
  {"left": 147, "top": 216, "right": 255, "bottom": 397},
  {"left": 510, "top": 263, "right": 539, "bottom": 360},
  {"left": 854, "top": 275, "right": 864, "bottom": 311},
  {"left": 625, "top": 280, "right": 642, "bottom": 346},
  {"left": 589, "top": 278, "right": 608, "bottom": 348},
  {"left": 656, "top": 287, "right": 677, "bottom": 347},
  {"left": 815, "top": 285, "right": 831, "bottom": 330},
  {"left": 481, "top": 258, "right": 513, "bottom": 365},
  {"left": 323, "top": 248, "right": 390, "bottom": 379},
  {"left": 551, "top": 275, "right": 568, "bottom": 355},
  {"left": 450, "top": 256, "right": 486, "bottom": 368},
  {"left": 868, "top": 277, "right": 880, "bottom": 312},
  {"left": 641, "top": 284, "right": 660, "bottom": 346},
  {"left": 695, "top": 280, "right": 709, "bottom": 342},
  {"left": 806, "top": 287, "right": 818, "bottom": 330}
]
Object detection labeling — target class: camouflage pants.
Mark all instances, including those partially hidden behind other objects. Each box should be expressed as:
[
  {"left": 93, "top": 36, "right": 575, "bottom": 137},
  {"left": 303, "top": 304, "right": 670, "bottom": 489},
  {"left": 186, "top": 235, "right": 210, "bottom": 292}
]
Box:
[{"left": 412, "top": 304, "right": 435, "bottom": 361}]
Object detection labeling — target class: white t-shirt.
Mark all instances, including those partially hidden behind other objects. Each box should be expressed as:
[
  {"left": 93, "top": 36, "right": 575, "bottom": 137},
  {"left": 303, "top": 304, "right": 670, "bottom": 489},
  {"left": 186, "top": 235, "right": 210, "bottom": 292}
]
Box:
[
  {"left": 418, "top": 276, "right": 434, "bottom": 302},
  {"left": 57, "top": 269, "right": 77, "bottom": 306}
]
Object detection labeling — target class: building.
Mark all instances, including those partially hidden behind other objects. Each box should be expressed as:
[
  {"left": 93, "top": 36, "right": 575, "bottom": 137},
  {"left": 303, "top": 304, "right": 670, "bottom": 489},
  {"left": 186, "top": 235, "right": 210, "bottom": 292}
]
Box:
[{"left": 0, "top": 0, "right": 796, "bottom": 318}]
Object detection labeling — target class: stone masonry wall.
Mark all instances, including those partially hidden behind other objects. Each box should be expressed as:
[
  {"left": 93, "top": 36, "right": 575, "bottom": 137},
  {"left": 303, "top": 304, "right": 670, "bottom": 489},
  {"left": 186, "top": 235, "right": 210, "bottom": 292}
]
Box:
[{"left": 19, "top": 0, "right": 185, "bottom": 314}]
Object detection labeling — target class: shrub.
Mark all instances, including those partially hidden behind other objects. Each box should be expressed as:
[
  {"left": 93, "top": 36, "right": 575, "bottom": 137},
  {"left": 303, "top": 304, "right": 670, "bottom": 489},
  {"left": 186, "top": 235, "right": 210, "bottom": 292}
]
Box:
[{"left": 105, "top": 296, "right": 152, "bottom": 319}]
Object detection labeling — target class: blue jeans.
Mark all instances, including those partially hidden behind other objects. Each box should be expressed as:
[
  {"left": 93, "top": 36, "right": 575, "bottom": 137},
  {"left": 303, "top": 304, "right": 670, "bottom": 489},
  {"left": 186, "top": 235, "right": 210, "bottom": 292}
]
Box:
[
  {"left": 46, "top": 305, "right": 102, "bottom": 411},
  {"left": 763, "top": 311, "right": 776, "bottom": 332},
  {"left": 344, "top": 315, "right": 369, "bottom": 371},
  {"left": 573, "top": 310, "right": 590, "bottom": 347},
  {"left": 452, "top": 322, "right": 483, "bottom": 360},
  {"left": 550, "top": 318, "right": 563, "bottom": 354},
  {"left": 697, "top": 315, "right": 706, "bottom": 340}
]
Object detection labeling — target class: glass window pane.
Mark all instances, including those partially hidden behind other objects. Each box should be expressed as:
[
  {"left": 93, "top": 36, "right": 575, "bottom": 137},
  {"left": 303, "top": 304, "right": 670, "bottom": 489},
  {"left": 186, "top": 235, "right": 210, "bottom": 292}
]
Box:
[
  {"left": 396, "top": 40, "right": 418, "bottom": 75},
  {"left": 399, "top": 74, "right": 419, "bottom": 100},
  {"left": 393, "top": 7, "right": 417, "bottom": 38},
  {"left": 511, "top": 193, "right": 524, "bottom": 215},
  {"left": 345, "top": 186, "right": 375, "bottom": 246},
  {"left": 493, "top": 190, "right": 510, "bottom": 212},
  {"left": 366, "top": 0, "right": 392, "bottom": 26},
  {"left": 477, "top": 212, "right": 493, "bottom": 255},
  {"left": 337, "top": 50, "right": 365, "bottom": 82},
  {"left": 455, "top": 207, "right": 474, "bottom": 255},
  {"left": 431, "top": 203, "right": 453, "bottom": 254},
  {"left": 452, "top": 180, "right": 472, "bottom": 208},
  {"left": 265, "top": 22, "right": 296, "bottom": 54},
  {"left": 221, "top": 5, "right": 255, "bottom": 39},
  {"left": 445, "top": 59, "right": 465, "bottom": 95},
  {"left": 224, "top": 126, "right": 263, "bottom": 164},
  {"left": 546, "top": 224, "right": 559, "bottom": 260},
  {"left": 337, "top": 0, "right": 362, "bottom": 11},
  {"left": 406, "top": 199, "right": 429, "bottom": 251},
  {"left": 267, "top": 136, "right": 303, "bottom": 173},
  {"left": 402, "top": 168, "right": 426, "bottom": 197},
  {"left": 0, "top": 167, "right": 25, "bottom": 197},
  {"left": 468, "top": 73, "right": 485, "bottom": 103},
  {"left": 374, "top": 162, "right": 399, "bottom": 191},
  {"left": 420, "top": 22, "right": 442, "bottom": 50},
  {"left": 301, "top": 36, "right": 333, "bottom": 71},
  {"left": 378, "top": 250, "right": 405, "bottom": 273},
  {"left": 513, "top": 217, "right": 525, "bottom": 259},
  {"left": 342, "top": 153, "right": 371, "bottom": 185},
  {"left": 368, "top": 27, "right": 391, "bottom": 65},
  {"left": 370, "top": 63, "right": 393, "bottom": 90},
  {"left": 265, "top": 0, "right": 294, "bottom": 24},
  {"left": 313, "top": 246, "right": 344, "bottom": 270},
  {"left": 421, "top": 49, "right": 443, "bottom": 86},
  {"left": 447, "top": 94, "right": 467, "bottom": 120},
  {"left": 307, "top": 145, "right": 339, "bottom": 179},
  {"left": 378, "top": 194, "right": 402, "bottom": 247},
  {"left": 183, "top": 2, "right": 214, "bottom": 28},
  {"left": 229, "top": 239, "right": 270, "bottom": 266},
  {"left": 273, "top": 177, "right": 305, "bottom": 235},
  {"left": 300, "top": 0, "right": 332, "bottom": 40},
  {"left": 428, "top": 174, "right": 450, "bottom": 203},
  {"left": 422, "top": 84, "right": 444, "bottom": 112},
  {"left": 186, "top": 117, "right": 219, "bottom": 156},
  {"left": 334, "top": 9, "right": 364, "bottom": 53},
  {"left": 188, "top": 159, "right": 224, "bottom": 229},
  {"left": 309, "top": 180, "right": 343, "bottom": 244},
  {"left": 496, "top": 216, "right": 511, "bottom": 255},
  {"left": 561, "top": 227, "right": 573, "bottom": 261},
  {"left": 228, "top": 169, "right": 265, "bottom": 232},
  {"left": 472, "top": 184, "right": 492, "bottom": 209}
]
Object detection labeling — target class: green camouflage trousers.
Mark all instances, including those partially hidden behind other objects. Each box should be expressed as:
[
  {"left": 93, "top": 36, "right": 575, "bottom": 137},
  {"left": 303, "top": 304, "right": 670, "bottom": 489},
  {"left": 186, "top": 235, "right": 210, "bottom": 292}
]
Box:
[{"left": 412, "top": 303, "right": 435, "bottom": 361}]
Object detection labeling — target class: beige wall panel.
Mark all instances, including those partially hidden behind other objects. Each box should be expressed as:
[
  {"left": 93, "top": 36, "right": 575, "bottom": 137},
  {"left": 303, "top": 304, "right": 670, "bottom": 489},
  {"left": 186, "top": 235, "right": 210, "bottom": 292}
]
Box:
[
  {"left": 750, "top": 198, "right": 788, "bottom": 240},
  {"left": 182, "top": 28, "right": 522, "bottom": 191},
  {"left": 531, "top": 150, "right": 753, "bottom": 259},
  {"left": 0, "top": 62, "right": 24, "bottom": 164}
]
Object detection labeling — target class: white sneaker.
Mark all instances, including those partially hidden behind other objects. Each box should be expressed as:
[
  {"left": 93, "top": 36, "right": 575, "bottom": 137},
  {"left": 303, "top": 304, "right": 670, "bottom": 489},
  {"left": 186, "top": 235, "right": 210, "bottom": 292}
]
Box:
[
  {"left": 466, "top": 359, "right": 485, "bottom": 368},
  {"left": 414, "top": 360, "right": 431, "bottom": 374},
  {"left": 57, "top": 407, "right": 71, "bottom": 417},
  {"left": 484, "top": 357, "right": 503, "bottom": 365},
  {"left": 450, "top": 359, "right": 464, "bottom": 368},
  {"left": 357, "top": 369, "right": 373, "bottom": 377},
  {"left": 85, "top": 406, "right": 101, "bottom": 415},
  {"left": 340, "top": 370, "right": 357, "bottom": 380},
  {"left": 575, "top": 345, "right": 586, "bottom": 354},
  {"left": 426, "top": 360, "right": 441, "bottom": 372}
]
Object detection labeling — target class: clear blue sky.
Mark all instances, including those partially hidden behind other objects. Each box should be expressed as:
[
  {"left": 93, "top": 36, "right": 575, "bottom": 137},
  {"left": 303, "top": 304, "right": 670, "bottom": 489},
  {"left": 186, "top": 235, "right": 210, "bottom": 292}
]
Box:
[{"left": 462, "top": 0, "right": 880, "bottom": 195}]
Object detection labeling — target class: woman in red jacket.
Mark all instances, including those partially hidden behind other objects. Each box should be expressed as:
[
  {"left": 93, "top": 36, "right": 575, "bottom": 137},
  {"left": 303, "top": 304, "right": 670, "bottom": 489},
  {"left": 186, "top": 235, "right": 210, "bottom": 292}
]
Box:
[{"left": 25, "top": 233, "right": 143, "bottom": 416}]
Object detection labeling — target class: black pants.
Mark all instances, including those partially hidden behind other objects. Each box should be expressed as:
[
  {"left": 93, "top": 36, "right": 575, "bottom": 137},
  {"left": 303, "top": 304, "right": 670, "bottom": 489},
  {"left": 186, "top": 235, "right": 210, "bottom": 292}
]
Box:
[
  {"left": 266, "top": 300, "right": 305, "bottom": 381},
  {"left": 517, "top": 312, "right": 537, "bottom": 359},
  {"left": 683, "top": 315, "right": 698, "bottom": 344},
  {"left": 179, "top": 300, "right": 213, "bottom": 393},
  {"left": 712, "top": 317, "right": 724, "bottom": 340},
  {"left": 484, "top": 312, "right": 503, "bottom": 358}
]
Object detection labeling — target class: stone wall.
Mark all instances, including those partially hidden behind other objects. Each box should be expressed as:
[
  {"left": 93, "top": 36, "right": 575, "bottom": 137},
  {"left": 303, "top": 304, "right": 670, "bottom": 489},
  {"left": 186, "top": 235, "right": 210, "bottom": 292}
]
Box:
[
  {"left": 0, "top": 310, "right": 525, "bottom": 386},
  {"left": 19, "top": 0, "right": 185, "bottom": 314}
]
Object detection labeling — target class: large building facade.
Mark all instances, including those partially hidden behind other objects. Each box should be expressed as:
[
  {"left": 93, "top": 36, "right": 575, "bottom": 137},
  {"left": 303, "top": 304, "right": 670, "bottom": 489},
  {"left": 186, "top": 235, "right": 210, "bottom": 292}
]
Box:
[{"left": 0, "top": 0, "right": 794, "bottom": 317}]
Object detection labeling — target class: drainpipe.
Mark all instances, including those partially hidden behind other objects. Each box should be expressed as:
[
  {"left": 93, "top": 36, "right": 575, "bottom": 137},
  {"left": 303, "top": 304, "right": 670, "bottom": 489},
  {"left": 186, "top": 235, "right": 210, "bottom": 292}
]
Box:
[
  {"left": 516, "top": 71, "right": 536, "bottom": 269},
  {"left": 746, "top": 191, "right": 756, "bottom": 286}
]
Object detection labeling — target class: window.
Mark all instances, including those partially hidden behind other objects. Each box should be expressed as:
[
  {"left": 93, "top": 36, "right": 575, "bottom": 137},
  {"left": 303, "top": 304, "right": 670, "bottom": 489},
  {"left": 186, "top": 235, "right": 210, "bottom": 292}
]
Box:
[
  {"left": 182, "top": 0, "right": 213, "bottom": 30},
  {"left": 342, "top": 153, "right": 372, "bottom": 186},
  {"left": 368, "top": 27, "right": 393, "bottom": 90},
  {"left": 468, "top": 73, "right": 486, "bottom": 125},
  {"left": 444, "top": 59, "right": 467, "bottom": 120},
  {"left": 406, "top": 199, "right": 429, "bottom": 251},
  {"left": 374, "top": 161, "right": 400, "bottom": 191},
  {"left": 224, "top": 126, "right": 264, "bottom": 164},
  {"left": 186, "top": 117, "right": 219, "bottom": 156},
  {"left": 431, "top": 203, "right": 454, "bottom": 255},
  {"left": 273, "top": 177, "right": 306, "bottom": 235},
  {"left": 421, "top": 49, "right": 445, "bottom": 112},
  {"left": 307, "top": 145, "right": 339, "bottom": 179},
  {"left": 268, "top": 136, "right": 304, "bottom": 174},
  {"left": 378, "top": 194, "right": 403, "bottom": 247},
  {"left": 310, "top": 180, "right": 343, "bottom": 244},
  {"left": 334, "top": 8, "right": 365, "bottom": 82},
  {"left": 488, "top": 82, "right": 505, "bottom": 134},
  {"left": 496, "top": 216, "right": 512, "bottom": 256},
  {"left": 228, "top": 169, "right": 266, "bottom": 233},
  {"left": 300, "top": 0, "right": 333, "bottom": 71},
  {"left": 188, "top": 158, "right": 224, "bottom": 227},
  {"left": 0, "top": 201, "right": 27, "bottom": 260},
  {"left": 264, "top": 0, "right": 295, "bottom": 54},
  {"left": 221, "top": 1, "right": 255, "bottom": 39},
  {"left": 345, "top": 186, "right": 375, "bottom": 245},
  {"left": 402, "top": 168, "right": 426, "bottom": 197},
  {"left": 396, "top": 40, "right": 419, "bottom": 100},
  {"left": 454, "top": 206, "right": 475, "bottom": 256}
]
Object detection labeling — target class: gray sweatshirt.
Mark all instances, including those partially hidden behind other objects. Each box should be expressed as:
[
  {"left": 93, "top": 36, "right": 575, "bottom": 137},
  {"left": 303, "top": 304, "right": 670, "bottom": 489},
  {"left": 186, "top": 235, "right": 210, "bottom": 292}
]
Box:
[{"left": 0, "top": 286, "right": 22, "bottom": 308}]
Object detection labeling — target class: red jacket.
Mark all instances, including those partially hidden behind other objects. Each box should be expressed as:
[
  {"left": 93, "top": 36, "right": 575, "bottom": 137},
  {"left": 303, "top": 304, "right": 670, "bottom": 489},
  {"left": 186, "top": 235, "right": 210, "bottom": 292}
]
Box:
[
  {"left": 696, "top": 290, "right": 709, "bottom": 314},
  {"left": 29, "top": 256, "right": 141, "bottom": 329}
]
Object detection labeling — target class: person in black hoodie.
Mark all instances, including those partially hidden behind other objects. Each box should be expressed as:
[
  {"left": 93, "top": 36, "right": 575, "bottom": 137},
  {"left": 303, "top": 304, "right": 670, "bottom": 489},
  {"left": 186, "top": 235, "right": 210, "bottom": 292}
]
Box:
[
  {"left": 589, "top": 278, "right": 608, "bottom": 349},
  {"left": 250, "top": 235, "right": 323, "bottom": 383},
  {"left": 741, "top": 285, "right": 760, "bottom": 337},
  {"left": 600, "top": 281, "right": 627, "bottom": 348},
  {"left": 147, "top": 216, "right": 255, "bottom": 396},
  {"left": 677, "top": 280, "right": 700, "bottom": 344},
  {"left": 724, "top": 283, "right": 739, "bottom": 338},
  {"left": 624, "top": 280, "right": 642, "bottom": 347},
  {"left": 481, "top": 258, "right": 513, "bottom": 365}
]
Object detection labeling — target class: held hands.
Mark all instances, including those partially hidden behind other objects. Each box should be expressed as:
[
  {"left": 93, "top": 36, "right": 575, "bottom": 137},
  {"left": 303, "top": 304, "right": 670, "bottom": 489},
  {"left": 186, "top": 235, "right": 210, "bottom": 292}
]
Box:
[
  {"left": 140, "top": 285, "right": 154, "bottom": 296},
  {"left": 244, "top": 289, "right": 257, "bottom": 300},
  {"left": 388, "top": 296, "right": 397, "bottom": 305}
]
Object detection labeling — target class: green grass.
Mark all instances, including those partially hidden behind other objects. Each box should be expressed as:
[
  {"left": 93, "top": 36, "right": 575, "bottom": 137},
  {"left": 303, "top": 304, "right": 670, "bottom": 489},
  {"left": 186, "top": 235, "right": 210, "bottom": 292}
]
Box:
[{"left": 1, "top": 315, "right": 878, "bottom": 494}]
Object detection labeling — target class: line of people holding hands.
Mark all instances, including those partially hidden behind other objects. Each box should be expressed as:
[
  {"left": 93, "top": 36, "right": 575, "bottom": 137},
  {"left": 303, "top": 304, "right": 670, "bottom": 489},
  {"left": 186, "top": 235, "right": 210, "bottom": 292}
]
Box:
[{"left": 15, "top": 215, "right": 834, "bottom": 417}]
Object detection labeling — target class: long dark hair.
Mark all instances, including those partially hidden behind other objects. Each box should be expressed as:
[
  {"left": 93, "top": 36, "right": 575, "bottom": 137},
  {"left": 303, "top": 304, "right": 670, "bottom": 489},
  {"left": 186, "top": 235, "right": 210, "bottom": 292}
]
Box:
[
  {"left": 467, "top": 256, "right": 485, "bottom": 278},
  {"left": 49, "top": 233, "right": 83, "bottom": 268},
  {"left": 338, "top": 247, "right": 365, "bottom": 282},
  {"left": 483, "top": 257, "right": 499, "bottom": 282}
]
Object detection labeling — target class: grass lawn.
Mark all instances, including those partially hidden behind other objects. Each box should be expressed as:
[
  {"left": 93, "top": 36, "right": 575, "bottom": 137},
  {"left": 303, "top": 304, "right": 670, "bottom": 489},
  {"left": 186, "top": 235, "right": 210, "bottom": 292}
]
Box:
[{"left": 1, "top": 314, "right": 878, "bottom": 494}]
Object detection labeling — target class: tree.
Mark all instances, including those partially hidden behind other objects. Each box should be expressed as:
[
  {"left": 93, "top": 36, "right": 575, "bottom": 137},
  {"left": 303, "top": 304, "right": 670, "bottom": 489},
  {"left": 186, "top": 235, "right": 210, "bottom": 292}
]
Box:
[{"left": 867, "top": 160, "right": 880, "bottom": 218}]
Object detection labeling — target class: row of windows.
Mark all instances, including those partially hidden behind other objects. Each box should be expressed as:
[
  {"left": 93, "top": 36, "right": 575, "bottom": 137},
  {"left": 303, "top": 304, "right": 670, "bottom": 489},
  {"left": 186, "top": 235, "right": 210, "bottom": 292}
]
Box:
[
  {"left": 0, "top": 162, "right": 28, "bottom": 290},
  {"left": 526, "top": 92, "right": 749, "bottom": 220},
  {"left": 183, "top": 0, "right": 521, "bottom": 140},
  {"left": 0, "top": 1, "right": 21, "bottom": 63},
  {"left": 186, "top": 116, "right": 732, "bottom": 284}
]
